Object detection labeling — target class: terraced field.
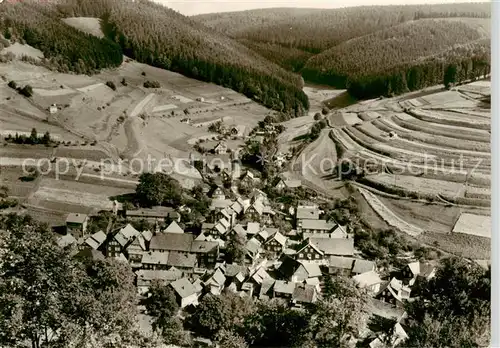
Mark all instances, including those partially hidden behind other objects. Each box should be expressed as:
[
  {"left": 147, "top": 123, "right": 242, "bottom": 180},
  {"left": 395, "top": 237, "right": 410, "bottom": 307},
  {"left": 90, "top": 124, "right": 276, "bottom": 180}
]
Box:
[{"left": 317, "top": 80, "right": 491, "bottom": 256}]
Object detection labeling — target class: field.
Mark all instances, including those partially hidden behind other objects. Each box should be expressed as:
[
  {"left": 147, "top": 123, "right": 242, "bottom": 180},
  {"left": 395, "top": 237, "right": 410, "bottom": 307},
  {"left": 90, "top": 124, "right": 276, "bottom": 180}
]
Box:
[{"left": 288, "top": 80, "right": 491, "bottom": 259}]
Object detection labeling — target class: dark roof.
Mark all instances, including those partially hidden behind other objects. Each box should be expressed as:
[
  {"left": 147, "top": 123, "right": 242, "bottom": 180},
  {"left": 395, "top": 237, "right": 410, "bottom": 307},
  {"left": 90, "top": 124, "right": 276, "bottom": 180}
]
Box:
[
  {"left": 127, "top": 206, "right": 178, "bottom": 218},
  {"left": 278, "top": 256, "right": 300, "bottom": 278},
  {"left": 328, "top": 256, "right": 355, "bottom": 270},
  {"left": 225, "top": 264, "right": 247, "bottom": 278},
  {"left": 292, "top": 283, "right": 316, "bottom": 304},
  {"left": 150, "top": 233, "right": 194, "bottom": 252},
  {"left": 75, "top": 248, "right": 105, "bottom": 261}
]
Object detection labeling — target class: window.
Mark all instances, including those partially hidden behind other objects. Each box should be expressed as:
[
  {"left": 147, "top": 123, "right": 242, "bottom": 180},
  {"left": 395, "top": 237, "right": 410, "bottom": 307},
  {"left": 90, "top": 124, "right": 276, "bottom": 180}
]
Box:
[
  {"left": 299, "top": 253, "right": 303, "bottom": 258},
  {"left": 315, "top": 254, "right": 319, "bottom": 259}
]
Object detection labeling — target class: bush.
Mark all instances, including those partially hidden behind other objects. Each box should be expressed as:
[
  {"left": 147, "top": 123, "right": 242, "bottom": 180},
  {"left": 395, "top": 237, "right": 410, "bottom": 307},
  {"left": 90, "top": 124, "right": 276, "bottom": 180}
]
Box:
[
  {"left": 18, "top": 85, "right": 33, "bottom": 98},
  {"left": 106, "top": 81, "right": 117, "bottom": 91},
  {"left": 7, "top": 80, "right": 17, "bottom": 89},
  {"left": 314, "top": 112, "right": 323, "bottom": 121},
  {"left": 321, "top": 106, "right": 330, "bottom": 115},
  {"left": 143, "top": 80, "right": 160, "bottom": 88},
  {"left": 121, "top": 78, "right": 127, "bottom": 86}
]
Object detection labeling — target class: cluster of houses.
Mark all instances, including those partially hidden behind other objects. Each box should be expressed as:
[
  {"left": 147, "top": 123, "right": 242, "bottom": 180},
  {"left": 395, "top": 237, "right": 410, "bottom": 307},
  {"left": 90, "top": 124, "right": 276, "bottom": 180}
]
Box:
[{"left": 57, "top": 190, "right": 436, "bottom": 347}]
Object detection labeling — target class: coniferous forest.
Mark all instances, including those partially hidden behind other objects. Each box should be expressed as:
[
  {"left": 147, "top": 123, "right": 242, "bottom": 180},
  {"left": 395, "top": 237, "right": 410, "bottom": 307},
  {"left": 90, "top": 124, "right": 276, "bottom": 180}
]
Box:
[{"left": 196, "top": 3, "right": 491, "bottom": 99}]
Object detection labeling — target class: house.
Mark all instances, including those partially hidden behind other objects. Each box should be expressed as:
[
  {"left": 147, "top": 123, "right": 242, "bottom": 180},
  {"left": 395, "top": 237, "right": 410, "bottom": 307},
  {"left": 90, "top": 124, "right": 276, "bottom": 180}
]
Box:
[
  {"left": 196, "top": 97, "right": 205, "bottom": 102},
  {"left": 249, "top": 266, "right": 271, "bottom": 287},
  {"left": 263, "top": 231, "right": 287, "bottom": 255},
  {"left": 125, "top": 233, "right": 147, "bottom": 268},
  {"left": 241, "top": 171, "right": 257, "bottom": 186},
  {"left": 170, "top": 278, "right": 199, "bottom": 308},
  {"left": 83, "top": 230, "right": 107, "bottom": 251},
  {"left": 352, "top": 259, "right": 376, "bottom": 275},
  {"left": 245, "top": 199, "right": 264, "bottom": 221},
  {"left": 309, "top": 238, "right": 355, "bottom": 258},
  {"left": 327, "top": 256, "right": 355, "bottom": 276},
  {"left": 49, "top": 104, "right": 58, "bottom": 114},
  {"left": 401, "top": 261, "right": 436, "bottom": 286},
  {"left": 294, "top": 239, "right": 324, "bottom": 263},
  {"left": 204, "top": 268, "right": 226, "bottom": 295},
  {"left": 163, "top": 221, "right": 184, "bottom": 234},
  {"left": 126, "top": 206, "right": 180, "bottom": 223},
  {"left": 211, "top": 186, "right": 226, "bottom": 200},
  {"left": 141, "top": 251, "right": 170, "bottom": 270},
  {"left": 190, "top": 241, "right": 219, "bottom": 269},
  {"left": 273, "top": 280, "right": 296, "bottom": 299},
  {"left": 246, "top": 222, "right": 260, "bottom": 236},
  {"left": 66, "top": 213, "right": 89, "bottom": 239},
  {"left": 298, "top": 219, "right": 345, "bottom": 235},
  {"left": 292, "top": 283, "right": 318, "bottom": 307},
  {"left": 353, "top": 270, "right": 384, "bottom": 294},
  {"left": 136, "top": 268, "right": 183, "bottom": 295},
  {"left": 106, "top": 224, "right": 141, "bottom": 258},
  {"left": 369, "top": 322, "right": 408, "bottom": 348},
  {"left": 259, "top": 278, "right": 276, "bottom": 300},
  {"left": 375, "top": 278, "right": 411, "bottom": 307},
  {"left": 167, "top": 251, "right": 197, "bottom": 274},
  {"left": 278, "top": 256, "right": 322, "bottom": 282},
  {"left": 213, "top": 141, "right": 227, "bottom": 154},
  {"left": 241, "top": 282, "right": 254, "bottom": 297},
  {"left": 276, "top": 178, "right": 302, "bottom": 191},
  {"left": 150, "top": 233, "right": 194, "bottom": 253},
  {"left": 245, "top": 238, "right": 262, "bottom": 263}
]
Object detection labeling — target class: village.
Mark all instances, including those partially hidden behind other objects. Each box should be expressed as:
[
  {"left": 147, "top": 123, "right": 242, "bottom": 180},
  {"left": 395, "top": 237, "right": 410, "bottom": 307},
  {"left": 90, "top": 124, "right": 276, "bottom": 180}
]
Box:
[{"left": 55, "top": 150, "right": 437, "bottom": 347}]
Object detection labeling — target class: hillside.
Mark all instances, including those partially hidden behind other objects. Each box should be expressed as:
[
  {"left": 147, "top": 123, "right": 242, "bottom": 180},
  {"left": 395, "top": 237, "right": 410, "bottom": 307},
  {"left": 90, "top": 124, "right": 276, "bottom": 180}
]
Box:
[
  {"left": 195, "top": 4, "right": 491, "bottom": 98},
  {"left": 0, "top": 0, "right": 309, "bottom": 115},
  {"left": 302, "top": 18, "right": 491, "bottom": 98}
]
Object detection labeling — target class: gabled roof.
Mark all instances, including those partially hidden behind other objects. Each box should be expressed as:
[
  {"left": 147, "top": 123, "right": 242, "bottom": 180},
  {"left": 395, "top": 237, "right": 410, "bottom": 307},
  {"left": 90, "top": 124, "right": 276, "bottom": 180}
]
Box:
[
  {"left": 301, "top": 262, "right": 322, "bottom": 278},
  {"left": 267, "top": 231, "right": 287, "bottom": 247},
  {"left": 150, "top": 233, "right": 194, "bottom": 252},
  {"left": 310, "top": 238, "right": 354, "bottom": 256},
  {"left": 225, "top": 264, "right": 247, "bottom": 278},
  {"left": 205, "top": 268, "right": 226, "bottom": 287},
  {"left": 232, "top": 224, "right": 246, "bottom": 236},
  {"left": 115, "top": 224, "right": 141, "bottom": 247},
  {"left": 246, "top": 222, "right": 260, "bottom": 235},
  {"left": 168, "top": 251, "right": 197, "bottom": 269},
  {"left": 230, "top": 201, "right": 243, "bottom": 214},
  {"left": 306, "top": 277, "right": 321, "bottom": 286},
  {"left": 215, "top": 223, "right": 227, "bottom": 235},
  {"left": 259, "top": 278, "right": 276, "bottom": 299},
  {"left": 128, "top": 234, "right": 146, "bottom": 251},
  {"left": 407, "top": 261, "right": 435, "bottom": 278},
  {"left": 141, "top": 230, "right": 153, "bottom": 242},
  {"left": 164, "top": 221, "right": 184, "bottom": 234},
  {"left": 248, "top": 200, "right": 264, "bottom": 215},
  {"left": 92, "top": 230, "right": 107, "bottom": 244},
  {"left": 141, "top": 251, "right": 169, "bottom": 265},
  {"left": 328, "top": 256, "right": 355, "bottom": 270},
  {"left": 292, "top": 283, "right": 316, "bottom": 304},
  {"left": 296, "top": 238, "right": 324, "bottom": 256},
  {"left": 274, "top": 280, "right": 296, "bottom": 294},
  {"left": 171, "top": 278, "right": 197, "bottom": 299},
  {"left": 352, "top": 259, "right": 375, "bottom": 274},
  {"left": 278, "top": 256, "right": 300, "bottom": 278},
  {"left": 251, "top": 267, "right": 271, "bottom": 284},
  {"left": 301, "top": 219, "right": 335, "bottom": 231},
  {"left": 257, "top": 229, "right": 270, "bottom": 242},
  {"left": 353, "top": 270, "right": 383, "bottom": 288},
  {"left": 245, "top": 238, "right": 262, "bottom": 256},
  {"left": 66, "top": 213, "right": 88, "bottom": 224}
]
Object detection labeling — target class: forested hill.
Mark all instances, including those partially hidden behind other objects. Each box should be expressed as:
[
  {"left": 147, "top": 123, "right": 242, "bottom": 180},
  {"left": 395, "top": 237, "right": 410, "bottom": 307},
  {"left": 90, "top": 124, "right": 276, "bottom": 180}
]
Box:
[
  {"left": 0, "top": 0, "right": 309, "bottom": 115},
  {"left": 194, "top": 4, "right": 491, "bottom": 99},
  {"left": 302, "top": 18, "right": 491, "bottom": 97}
]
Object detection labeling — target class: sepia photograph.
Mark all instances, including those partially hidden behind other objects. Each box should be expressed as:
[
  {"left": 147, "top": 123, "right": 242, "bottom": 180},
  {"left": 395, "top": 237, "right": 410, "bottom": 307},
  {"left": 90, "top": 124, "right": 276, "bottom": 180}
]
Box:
[{"left": 0, "top": 0, "right": 494, "bottom": 347}]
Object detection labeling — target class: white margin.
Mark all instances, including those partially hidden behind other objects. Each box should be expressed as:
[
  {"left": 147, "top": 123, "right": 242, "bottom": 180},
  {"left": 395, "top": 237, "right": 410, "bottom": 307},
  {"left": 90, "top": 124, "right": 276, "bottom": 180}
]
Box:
[{"left": 491, "top": 1, "right": 499, "bottom": 346}]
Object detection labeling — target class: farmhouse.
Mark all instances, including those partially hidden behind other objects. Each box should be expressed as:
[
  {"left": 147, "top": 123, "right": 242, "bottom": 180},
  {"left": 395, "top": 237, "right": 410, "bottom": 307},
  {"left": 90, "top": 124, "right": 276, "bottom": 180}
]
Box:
[
  {"left": 375, "top": 278, "right": 411, "bottom": 307},
  {"left": 213, "top": 141, "right": 227, "bottom": 154},
  {"left": 83, "top": 230, "right": 107, "bottom": 251},
  {"left": 401, "top": 260, "right": 436, "bottom": 286},
  {"left": 296, "top": 202, "right": 321, "bottom": 221},
  {"left": 65, "top": 213, "right": 89, "bottom": 239},
  {"left": 353, "top": 270, "right": 384, "bottom": 294},
  {"left": 310, "top": 238, "right": 355, "bottom": 258},
  {"left": 136, "top": 268, "right": 183, "bottom": 295},
  {"left": 141, "top": 251, "right": 170, "bottom": 270},
  {"left": 170, "top": 278, "right": 199, "bottom": 308},
  {"left": 298, "top": 219, "right": 343, "bottom": 235},
  {"left": 263, "top": 231, "right": 287, "bottom": 256},
  {"left": 294, "top": 239, "right": 324, "bottom": 263}
]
